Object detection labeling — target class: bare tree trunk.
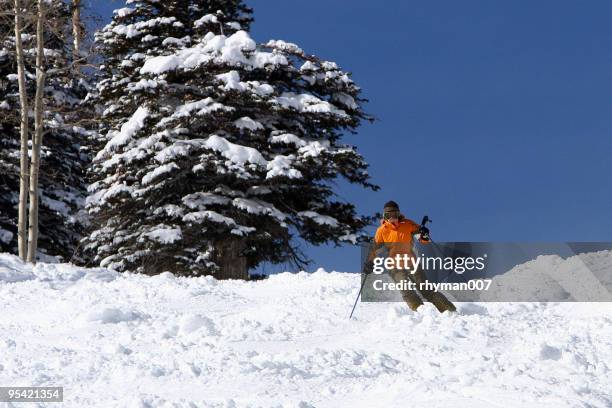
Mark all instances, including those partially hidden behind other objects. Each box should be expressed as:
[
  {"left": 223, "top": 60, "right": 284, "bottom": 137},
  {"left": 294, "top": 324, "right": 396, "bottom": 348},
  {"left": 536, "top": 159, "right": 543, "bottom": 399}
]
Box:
[
  {"left": 216, "top": 239, "right": 248, "bottom": 280},
  {"left": 71, "top": 0, "right": 82, "bottom": 69},
  {"left": 13, "top": 0, "right": 30, "bottom": 261},
  {"left": 26, "top": 0, "right": 46, "bottom": 263}
]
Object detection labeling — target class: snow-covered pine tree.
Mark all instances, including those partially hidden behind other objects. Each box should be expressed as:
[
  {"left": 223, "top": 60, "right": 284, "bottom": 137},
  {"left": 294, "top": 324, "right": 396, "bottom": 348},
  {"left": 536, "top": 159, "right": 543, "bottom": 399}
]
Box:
[
  {"left": 85, "top": 1, "right": 377, "bottom": 278},
  {"left": 0, "top": 1, "right": 89, "bottom": 260},
  {"left": 92, "top": 1, "right": 252, "bottom": 143}
]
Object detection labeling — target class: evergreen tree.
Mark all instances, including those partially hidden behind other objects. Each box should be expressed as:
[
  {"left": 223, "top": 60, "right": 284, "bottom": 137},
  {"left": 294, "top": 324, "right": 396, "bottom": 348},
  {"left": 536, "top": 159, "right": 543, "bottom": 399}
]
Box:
[
  {"left": 0, "top": 1, "right": 89, "bottom": 260},
  {"left": 93, "top": 0, "right": 252, "bottom": 141},
  {"left": 85, "top": 1, "right": 376, "bottom": 277},
  {"left": 0, "top": 13, "right": 19, "bottom": 249}
]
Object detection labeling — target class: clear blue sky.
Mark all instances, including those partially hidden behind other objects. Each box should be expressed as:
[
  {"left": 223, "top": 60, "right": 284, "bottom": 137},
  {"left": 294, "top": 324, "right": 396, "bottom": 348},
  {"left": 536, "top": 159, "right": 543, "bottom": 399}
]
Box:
[{"left": 92, "top": 1, "right": 612, "bottom": 273}]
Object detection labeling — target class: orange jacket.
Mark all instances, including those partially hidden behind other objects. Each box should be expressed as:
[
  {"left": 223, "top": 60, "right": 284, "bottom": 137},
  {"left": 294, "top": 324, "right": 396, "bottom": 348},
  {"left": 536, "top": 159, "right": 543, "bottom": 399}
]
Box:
[{"left": 374, "top": 217, "right": 421, "bottom": 257}]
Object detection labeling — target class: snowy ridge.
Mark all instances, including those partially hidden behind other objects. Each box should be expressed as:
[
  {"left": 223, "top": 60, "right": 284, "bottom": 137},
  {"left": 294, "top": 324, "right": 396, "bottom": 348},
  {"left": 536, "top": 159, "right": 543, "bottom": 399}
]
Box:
[
  {"left": 0, "top": 253, "right": 611, "bottom": 407},
  {"left": 483, "top": 250, "right": 612, "bottom": 301}
]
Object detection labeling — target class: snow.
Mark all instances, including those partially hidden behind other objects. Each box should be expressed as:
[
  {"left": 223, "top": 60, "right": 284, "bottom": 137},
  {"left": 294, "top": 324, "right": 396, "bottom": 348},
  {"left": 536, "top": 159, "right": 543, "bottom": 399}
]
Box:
[
  {"left": 298, "top": 211, "right": 340, "bottom": 227},
  {"left": 140, "top": 30, "right": 288, "bottom": 75},
  {"left": 110, "top": 24, "right": 140, "bottom": 39},
  {"left": 232, "top": 198, "right": 287, "bottom": 222},
  {"left": 154, "top": 135, "right": 305, "bottom": 181},
  {"left": 162, "top": 37, "right": 189, "bottom": 47},
  {"left": 322, "top": 61, "right": 339, "bottom": 70},
  {"left": 0, "top": 228, "right": 13, "bottom": 245},
  {"left": 86, "top": 182, "right": 133, "bottom": 208},
  {"left": 483, "top": 251, "right": 612, "bottom": 302},
  {"left": 252, "top": 81, "right": 274, "bottom": 96},
  {"left": 142, "top": 227, "right": 182, "bottom": 244},
  {"left": 274, "top": 92, "right": 348, "bottom": 117},
  {"left": 85, "top": 307, "right": 147, "bottom": 324},
  {"left": 100, "top": 130, "right": 165, "bottom": 170},
  {"left": 338, "top": 232, "right": 359, "bottom": 245},
  {"left": 154, "top": 143, "right": 192, "bottom": 164},
  {"left": 182, "top": 192, "right": 231, "bottom": 209},
  {"left": 110, "top": 17, "right": 178, "bottom": 39},
  {"left": 230, "top": 225, "right": 257, "bottom": 237},
  {"left": 113, "top": 7, "right": 134, "bottom": 18},
  {"left": 101, "top": 106, "right": 149, "bottom": 153},
  {"left": 159, "top": 98, "right": 233, "bottom": 127},
  {"left": 269, "top": 132, "right": 307, "bottom": 147},
  {"left": 224, "top": 30, "right": 256, "bottom": 53},
  {"left": 215, "top": 74, "right": 275, "bottom": 97},
  {"left": 216, "top": 70, "right": 246, "bottom": 91},
  {"left": 234, "top": 116, "right": 264, "bottom": 131},
  {"left": 265, "top": 39, "right": 304, "bottom": 55},
  {"left": 217, "top": 31, "right": 258, "bottom": 67},
  {"left": 141, "top": 163, "right": 179, "bottom": 185},
  {"left": 179, "top": 314, "right": 218, "bottom": 336},
  {"left": 298, "top": 140, "right": 331, "bottom": 158},
  {"left": 183, "top": 210, "right": 236, "bottom": 226},
  {"left": 41, "top": 195, "right": 71, "bottom": 217},
  {"left": 194, "top": 14, "right": 218, "bottom": 28},
  {"left": 0, "top": 252, "right": 610, "bottom": 407},
  {"left": 142, "top": 34, "right": 157, "bottom": 42},
  {"left": 140, "top": 55, "right": 182, "bottom": 75},
  {"left": 153, "top": 204, "right": 184, "bottom": 218},
  {"left": 127, "top": 78, "right": 158, "bottom": 91},
  {"left": 300, "top": 61, "right": 318, "bottom": 72},
  {"left": 332, "top": 92, "right": 359, "bottom": 110},
  {"left": 167, "top": 194, "right": 289, "bottom": 227},
  {"left": 266, "top": 155, "right": 302, "bottom": 179},
  {"left": 203, "top": 135, "right": 267, "bottom": 166},
  {"left": 226, "top": 22, "right": 242, "bottom": 30}
]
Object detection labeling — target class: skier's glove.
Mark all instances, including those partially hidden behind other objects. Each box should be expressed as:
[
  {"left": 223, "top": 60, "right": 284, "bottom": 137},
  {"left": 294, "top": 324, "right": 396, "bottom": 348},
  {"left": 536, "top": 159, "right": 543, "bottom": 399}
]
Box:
[
  {"left": 362, "top": 260, "right": 374, "bottom": 275},
  {"left": 418, "top": 225, "right": 431, "bottom": 243}
]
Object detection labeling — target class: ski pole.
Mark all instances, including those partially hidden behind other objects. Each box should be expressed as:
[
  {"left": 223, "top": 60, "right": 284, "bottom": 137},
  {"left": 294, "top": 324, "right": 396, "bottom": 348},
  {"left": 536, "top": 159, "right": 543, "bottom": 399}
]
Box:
[
  {"left": 420, "top": 216, "right": 447, "bottom": 257},
  {"left": 428, "top": 237, "right": 453, "bottom": 283},
  {"left": 420, "top": 216, "right": 452, "bottom": 281},
  {"left": 349, "top": 273, "right": 369, "bottom": 319},
  {"left": 428, "top": 238, "right": 445, "bottom": 257}
]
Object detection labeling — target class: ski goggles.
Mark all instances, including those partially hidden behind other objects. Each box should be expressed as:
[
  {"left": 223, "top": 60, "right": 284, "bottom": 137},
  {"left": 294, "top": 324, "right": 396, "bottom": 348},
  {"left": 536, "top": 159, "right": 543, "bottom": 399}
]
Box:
[{"left": 383, "top": 210, "right": 400, "bottom": 220}]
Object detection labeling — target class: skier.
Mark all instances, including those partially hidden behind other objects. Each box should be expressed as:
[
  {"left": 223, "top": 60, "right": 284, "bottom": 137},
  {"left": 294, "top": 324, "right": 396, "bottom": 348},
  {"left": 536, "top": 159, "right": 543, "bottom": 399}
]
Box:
[{"left": 364, "top": 200, "right": 456, "bottom": 313}]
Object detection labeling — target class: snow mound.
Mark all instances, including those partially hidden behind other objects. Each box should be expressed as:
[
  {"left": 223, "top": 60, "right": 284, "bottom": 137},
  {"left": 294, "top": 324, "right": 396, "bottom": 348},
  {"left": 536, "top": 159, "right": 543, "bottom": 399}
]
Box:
[
  {"left": 85, "top": 307, "right": 148, "bottom": 324},
  {"left": 482, "top": 250, "right": 612, "bottom": 301},
  {"left": 179, "top": 313, "right": 218, "bottom": 336},
  {"left": 0, "top": 252, "right": 610, "bottom": 408},
  {"left": 0, "top": 254, "right": 35, "bottom": 282}
]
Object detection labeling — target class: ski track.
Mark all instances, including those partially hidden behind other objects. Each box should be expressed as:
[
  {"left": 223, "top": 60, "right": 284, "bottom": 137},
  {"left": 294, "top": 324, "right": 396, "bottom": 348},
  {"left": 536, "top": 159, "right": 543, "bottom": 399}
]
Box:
[{"left": 0, "top": 254, "right": 611, "bottom": 408}]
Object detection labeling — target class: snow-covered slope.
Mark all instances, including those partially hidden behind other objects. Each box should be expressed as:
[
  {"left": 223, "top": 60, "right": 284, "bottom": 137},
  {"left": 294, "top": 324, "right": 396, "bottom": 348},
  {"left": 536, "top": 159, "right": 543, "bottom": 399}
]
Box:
[
  {"left": 482, "top": 250, "right": 612, "bottom": 301},
  {"left": 0, "top": 253, "right": 610, "bottom": 408}
]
